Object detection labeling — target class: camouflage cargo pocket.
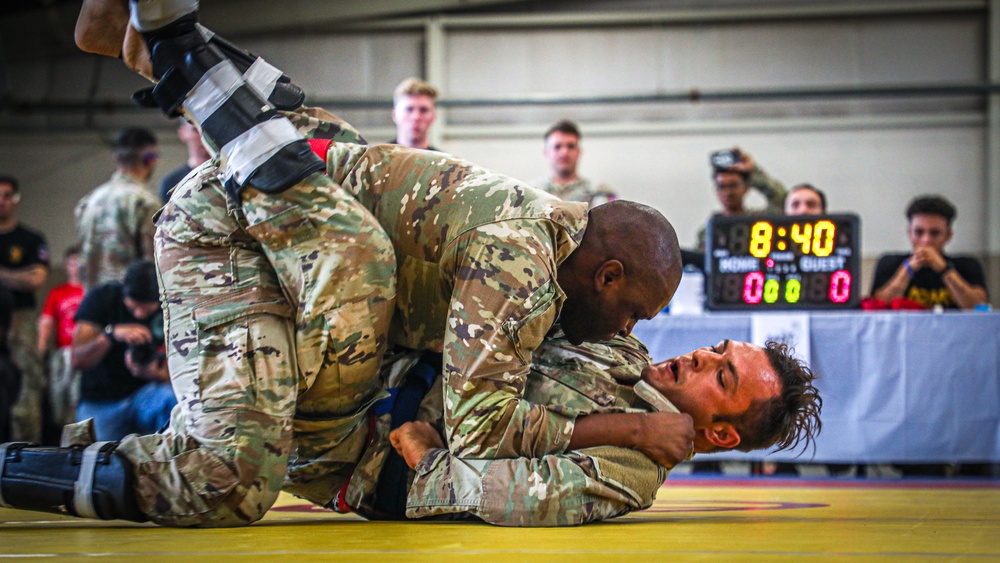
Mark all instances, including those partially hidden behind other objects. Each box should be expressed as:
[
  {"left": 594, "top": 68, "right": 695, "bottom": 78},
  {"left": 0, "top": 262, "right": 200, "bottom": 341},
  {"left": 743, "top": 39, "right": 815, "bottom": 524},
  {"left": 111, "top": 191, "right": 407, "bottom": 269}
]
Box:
[
  {"left": 501, "top": 283, "right": 560, "bottom": 365},
  {"left": 194, "top": 289, "right": 297, "bottom": 416},
  {"left": 296, "top": 299, "right": 383, "bottom": 416}
]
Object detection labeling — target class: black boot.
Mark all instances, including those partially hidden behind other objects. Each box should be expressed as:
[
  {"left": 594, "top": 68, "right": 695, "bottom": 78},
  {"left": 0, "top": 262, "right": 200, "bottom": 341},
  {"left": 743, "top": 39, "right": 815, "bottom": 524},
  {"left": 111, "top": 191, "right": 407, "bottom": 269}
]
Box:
[
  {"left": 132, "top": 24, "right": 305, "bottom": 113},
  {"left": 131, "top": 9, "right": 323, "bottom": 196},
  {"left": 0, "top": 442, "right": 148, "bottom": 522},
  {"left": 197, "top": 25, "right": 305, "bottom": 110}
]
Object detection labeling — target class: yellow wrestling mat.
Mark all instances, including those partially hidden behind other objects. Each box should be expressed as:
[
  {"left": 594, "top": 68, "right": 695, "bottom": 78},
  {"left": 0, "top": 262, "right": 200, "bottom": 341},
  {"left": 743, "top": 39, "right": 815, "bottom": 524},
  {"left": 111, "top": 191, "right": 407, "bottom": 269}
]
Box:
[{"left": 1, "top": 478, "right": 997, "bottom": 561}]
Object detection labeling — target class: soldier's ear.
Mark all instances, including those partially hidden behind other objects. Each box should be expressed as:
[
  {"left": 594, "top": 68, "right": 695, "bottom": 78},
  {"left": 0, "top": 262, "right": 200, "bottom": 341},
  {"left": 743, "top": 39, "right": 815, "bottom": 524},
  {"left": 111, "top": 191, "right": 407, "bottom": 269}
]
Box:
[
  {"left": 696, "top": 422, "right": 740, "bottom": 452},
  {"left": 594, "top": 259, "right": 624, "bottom": 292}
]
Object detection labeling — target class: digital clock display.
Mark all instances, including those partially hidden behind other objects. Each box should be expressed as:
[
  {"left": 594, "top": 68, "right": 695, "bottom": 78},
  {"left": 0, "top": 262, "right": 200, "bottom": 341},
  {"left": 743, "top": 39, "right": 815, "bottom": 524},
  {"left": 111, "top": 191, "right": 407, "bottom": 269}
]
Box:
[{"left": 705, "top": 214, "right": 861, "bottom": 310}]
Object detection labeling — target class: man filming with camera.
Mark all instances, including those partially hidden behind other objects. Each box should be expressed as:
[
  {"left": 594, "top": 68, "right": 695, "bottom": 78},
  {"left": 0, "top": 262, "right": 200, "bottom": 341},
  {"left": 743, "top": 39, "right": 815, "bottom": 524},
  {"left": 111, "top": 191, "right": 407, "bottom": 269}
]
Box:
[
  {"left": 695, "top": 147, "right": 787, "bottom": 252},
  {"left": 70, "top": 260, "right": 175, "bottom": 441}
]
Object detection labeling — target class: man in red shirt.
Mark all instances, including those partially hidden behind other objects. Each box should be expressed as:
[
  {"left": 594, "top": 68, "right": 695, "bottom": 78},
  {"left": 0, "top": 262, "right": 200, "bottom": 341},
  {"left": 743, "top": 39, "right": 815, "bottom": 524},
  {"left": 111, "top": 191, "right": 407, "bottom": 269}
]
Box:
[{"left": 37, "top": 246, "right": 84, "bottom": 431}]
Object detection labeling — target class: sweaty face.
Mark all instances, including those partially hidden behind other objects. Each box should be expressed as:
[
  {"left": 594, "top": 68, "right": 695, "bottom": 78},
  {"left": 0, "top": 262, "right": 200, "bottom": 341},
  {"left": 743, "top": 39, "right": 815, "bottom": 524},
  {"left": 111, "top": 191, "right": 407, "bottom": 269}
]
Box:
[
  {"left": 907, "top": 214, "right": 951, "bottom": 253},
  {"left": 392, "top": 95, "right": 437, "bottom": 144},
  {"left": 785, "top": 188, "right": 824, "bottom": 216},
  {"left": 560, "top": 267, "right": 676, "bottom": 346},
  {"left": 713, "top": 172, "right": 748, "bottom": 213},
  {"left": 544, "top": 131, "right": 581, "bottom": 178},
  {"left": 641, "top": 340, "right": 779, "bottom": 445}
]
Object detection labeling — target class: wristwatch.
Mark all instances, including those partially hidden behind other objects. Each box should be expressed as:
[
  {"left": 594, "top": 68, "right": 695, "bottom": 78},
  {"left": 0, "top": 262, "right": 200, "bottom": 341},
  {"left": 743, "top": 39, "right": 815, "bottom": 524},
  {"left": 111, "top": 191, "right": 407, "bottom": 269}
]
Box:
[{"left": 104, "top": 324, "right": 115, "bottom": 341}]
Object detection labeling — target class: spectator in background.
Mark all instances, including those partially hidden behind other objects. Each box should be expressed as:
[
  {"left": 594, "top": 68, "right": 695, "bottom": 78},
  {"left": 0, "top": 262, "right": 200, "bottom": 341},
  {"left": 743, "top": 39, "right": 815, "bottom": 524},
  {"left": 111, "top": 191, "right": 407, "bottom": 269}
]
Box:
[
  {"left": 75, "top": 127, "right": 161, "bottom": 291},
  {"left": 158, "top": 119, "right": 210, "bottom": 202},
  {"left": 785, "top": 183, "right": 827, "bottom": 216},
  {"left": 0, "top": 175, "right": 49, "bottom": 444},
  {"left": 38, "top": 245, "right": 85, "bottom": 431},
  {"left": 71, "top": 260, "right": 175, "bottom": 441},
  {"left": 696, "top": 148, "right": 786, "bottom": 251},
  {"left": 0, "top": 286, "right": 20, "bottom": 442},
  {"left": 871, "top": 195, "right": 988, "bottom": 310},
  {"left": 532, "top": 119, "right": 617, "bottom": 208},
  {"left": 391, "top": 77, "right": 440, "bottom": 151}
]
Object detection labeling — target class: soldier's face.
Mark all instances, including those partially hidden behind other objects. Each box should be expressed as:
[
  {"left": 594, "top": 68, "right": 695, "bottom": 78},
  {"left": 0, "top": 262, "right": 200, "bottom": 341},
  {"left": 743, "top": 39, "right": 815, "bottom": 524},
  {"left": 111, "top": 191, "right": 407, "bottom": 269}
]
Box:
[
  {"left": 561, "top": 267, "right": 673, "bottom": 345},
  {"left": 642, "top": 340, "right": 780, "bottom": 451},
  {"left": 544, "top": 131, "right": 580, "bottom": 177},
  {"left": 393, "top": 95, "right": 437, "bottom": 142}
]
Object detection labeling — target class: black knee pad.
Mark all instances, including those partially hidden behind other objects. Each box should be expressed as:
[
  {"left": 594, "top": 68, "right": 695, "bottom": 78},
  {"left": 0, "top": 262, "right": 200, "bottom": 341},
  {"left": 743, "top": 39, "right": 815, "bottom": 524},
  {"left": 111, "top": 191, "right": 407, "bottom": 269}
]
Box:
[{"left": 0, "top": 442, "right": 148, "bottom": 522}]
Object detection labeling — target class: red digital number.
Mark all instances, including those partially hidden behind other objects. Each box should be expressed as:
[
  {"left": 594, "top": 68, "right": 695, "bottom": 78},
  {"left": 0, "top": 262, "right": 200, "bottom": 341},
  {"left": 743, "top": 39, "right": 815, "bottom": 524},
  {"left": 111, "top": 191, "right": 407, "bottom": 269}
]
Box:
[
  {"left": 829, "top": 270, "right": 851, "bottom": 303},
  {"left": 744, "top": 271, "right": 764, "bottom": 304}
]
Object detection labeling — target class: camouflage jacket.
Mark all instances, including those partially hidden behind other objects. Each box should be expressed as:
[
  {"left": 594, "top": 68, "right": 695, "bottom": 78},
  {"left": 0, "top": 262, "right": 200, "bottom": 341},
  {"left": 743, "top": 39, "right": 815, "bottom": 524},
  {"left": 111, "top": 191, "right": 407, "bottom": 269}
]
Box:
[
  {"left": 288, "top": 108, "right": 590, "bottom": 460},
  {"left": 75, "top": 170, "right": 161, "bottom": 289},
  {"left": 531, "top": 176, "right": 617, "bottom": 208},
  {"left": 346, "top": 329, "right": 671, "bottom": 526}
]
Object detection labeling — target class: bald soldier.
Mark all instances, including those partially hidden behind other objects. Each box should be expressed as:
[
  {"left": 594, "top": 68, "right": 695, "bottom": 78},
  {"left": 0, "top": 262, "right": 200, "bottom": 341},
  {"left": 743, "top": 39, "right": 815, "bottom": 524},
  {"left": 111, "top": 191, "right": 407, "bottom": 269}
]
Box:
[{"left": 0, "top": 0, "right": 685, "bottom": 527}]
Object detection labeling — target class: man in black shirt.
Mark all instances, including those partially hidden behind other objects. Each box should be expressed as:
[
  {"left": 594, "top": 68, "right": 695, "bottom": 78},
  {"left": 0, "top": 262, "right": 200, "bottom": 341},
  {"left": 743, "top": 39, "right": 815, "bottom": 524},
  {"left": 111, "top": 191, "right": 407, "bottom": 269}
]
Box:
[
  {"left": 871, "top": 195, "right": 988, "bottom": 310},
  {"left": 71, "top": 260, "right": 175, "bottom": 440},
  {"left": 0, "top": 176, "right": 49, "bottom": 443}
]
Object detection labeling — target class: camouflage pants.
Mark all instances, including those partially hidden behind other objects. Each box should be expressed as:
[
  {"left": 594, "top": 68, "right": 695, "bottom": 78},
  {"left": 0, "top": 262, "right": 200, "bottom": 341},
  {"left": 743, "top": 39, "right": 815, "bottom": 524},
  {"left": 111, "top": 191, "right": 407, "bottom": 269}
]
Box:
[
  {"left": 46, "top": 347, "right": 80, "bottom": 428},
  {"left": 9, "top": 309, "right": 45, "bottom": 443},
  {"left": 117, "top": 163, "right": 396, "bottom": 527}
]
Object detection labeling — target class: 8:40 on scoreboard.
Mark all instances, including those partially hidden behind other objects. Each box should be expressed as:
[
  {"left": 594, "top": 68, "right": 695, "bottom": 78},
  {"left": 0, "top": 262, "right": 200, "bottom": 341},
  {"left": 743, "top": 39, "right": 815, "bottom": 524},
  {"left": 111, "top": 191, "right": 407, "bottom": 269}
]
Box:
[{"left": 704, "top": 214, "right": 861, "bottom": 311}]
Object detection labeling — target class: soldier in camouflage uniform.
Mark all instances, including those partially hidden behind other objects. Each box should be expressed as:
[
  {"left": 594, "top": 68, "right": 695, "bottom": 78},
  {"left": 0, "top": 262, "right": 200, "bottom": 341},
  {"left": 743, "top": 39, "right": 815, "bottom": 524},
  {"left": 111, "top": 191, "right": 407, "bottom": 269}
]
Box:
[
  {"left": 531, "top": 120, "right": 618, "bottom": 208},
  {"left": 75, "top": 128, "right": 162, "bottom": 291},
  {"left": 346, "top": 329, "right": 821, "bottom": 526},
  {"left": 1, "top": 1, "right": 686, "bottom": 527}
]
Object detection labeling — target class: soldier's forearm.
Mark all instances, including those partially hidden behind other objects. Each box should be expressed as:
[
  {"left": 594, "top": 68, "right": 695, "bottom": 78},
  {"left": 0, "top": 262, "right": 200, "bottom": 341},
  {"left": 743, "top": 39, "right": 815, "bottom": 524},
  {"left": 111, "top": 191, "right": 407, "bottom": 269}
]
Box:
[{"left": 568, "top": 412, "right": 643, "bottom": 451}]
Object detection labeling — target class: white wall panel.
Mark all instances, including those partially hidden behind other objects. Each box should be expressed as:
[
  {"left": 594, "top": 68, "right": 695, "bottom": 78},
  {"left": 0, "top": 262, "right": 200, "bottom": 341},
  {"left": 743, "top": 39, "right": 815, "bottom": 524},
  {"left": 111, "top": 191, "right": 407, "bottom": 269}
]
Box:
[
  {"left": 240, "top": 32, "right": 425, "bottom": 98},
  {"left": 444, "top": 15, "right": 983, "bottom": 97}
]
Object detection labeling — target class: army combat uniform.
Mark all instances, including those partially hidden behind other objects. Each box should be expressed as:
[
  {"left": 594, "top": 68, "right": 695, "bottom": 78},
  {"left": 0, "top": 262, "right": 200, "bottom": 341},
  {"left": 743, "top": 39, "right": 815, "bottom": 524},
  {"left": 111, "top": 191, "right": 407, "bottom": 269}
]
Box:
[
  {"left": 113, "top": 107, "right": 588, "bottom": 526},
  {"left": 531, "top": 176, "right": 618, "bottom": 208},
  {"left": 345, "top": 329, "right": 671, "bottom": 526},
  {"left": 75, "top": 170, "right": 161, "bottom": 290}
]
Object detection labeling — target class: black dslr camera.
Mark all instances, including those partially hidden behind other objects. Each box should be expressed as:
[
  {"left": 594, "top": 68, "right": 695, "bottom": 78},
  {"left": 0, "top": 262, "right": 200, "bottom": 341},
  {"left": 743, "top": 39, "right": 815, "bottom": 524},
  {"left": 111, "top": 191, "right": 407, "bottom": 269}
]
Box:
[
  {"left": 710, "top": 148, "right": 743, "bottom": 171},
  {"left": 128, "top": 342, "right": 164, "bottom": 366}
]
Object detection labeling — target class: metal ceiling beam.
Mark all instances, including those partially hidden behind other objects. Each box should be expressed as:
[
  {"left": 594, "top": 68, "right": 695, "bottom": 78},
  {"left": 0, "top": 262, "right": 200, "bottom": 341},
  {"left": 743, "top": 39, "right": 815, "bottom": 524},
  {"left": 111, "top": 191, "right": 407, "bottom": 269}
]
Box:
[{"left": 197, "top": 0, "right": 529, "bottom": 36}]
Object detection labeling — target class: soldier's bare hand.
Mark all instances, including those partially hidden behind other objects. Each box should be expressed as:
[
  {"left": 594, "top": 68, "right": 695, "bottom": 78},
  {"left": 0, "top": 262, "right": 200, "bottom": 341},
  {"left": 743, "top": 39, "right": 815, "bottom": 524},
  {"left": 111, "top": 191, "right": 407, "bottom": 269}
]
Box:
[
  {"left": 390, "top": 421, "right": 445, "bottom": 469},
  {"left": 636, "top": 412, "right": 695, "bottom": 469}
]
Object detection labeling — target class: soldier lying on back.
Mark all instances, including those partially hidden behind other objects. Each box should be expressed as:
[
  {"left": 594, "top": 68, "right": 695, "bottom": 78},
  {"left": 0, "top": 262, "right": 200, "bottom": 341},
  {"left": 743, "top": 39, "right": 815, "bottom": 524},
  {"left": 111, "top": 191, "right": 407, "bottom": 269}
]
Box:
[{"left": 347, "top": 330, "right": 821, "bottom": 525}]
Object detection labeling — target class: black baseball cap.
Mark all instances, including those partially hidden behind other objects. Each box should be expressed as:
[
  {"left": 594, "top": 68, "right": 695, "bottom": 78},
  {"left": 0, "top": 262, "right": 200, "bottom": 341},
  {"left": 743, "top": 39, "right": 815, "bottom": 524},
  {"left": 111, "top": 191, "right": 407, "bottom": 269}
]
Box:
[{"left": 123, "top": 260, "right": 160, "bottom": 303}]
